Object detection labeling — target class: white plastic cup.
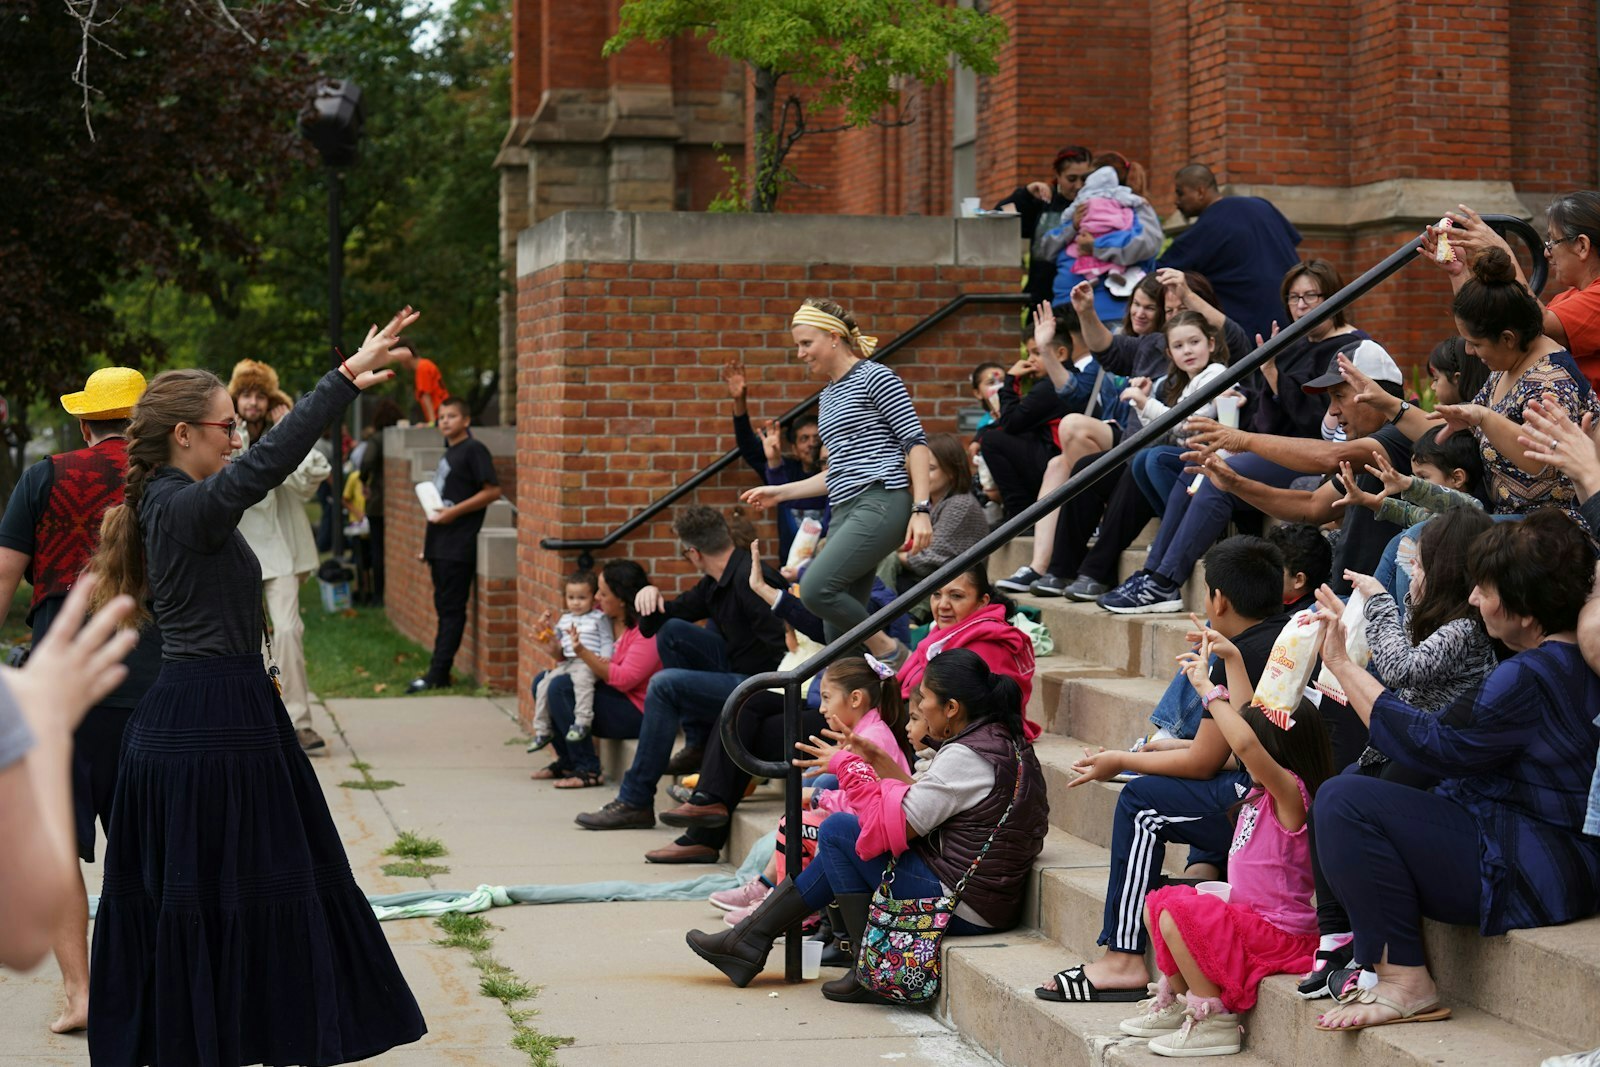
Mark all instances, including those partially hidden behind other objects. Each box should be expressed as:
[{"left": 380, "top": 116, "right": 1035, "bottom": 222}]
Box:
[
  {"left": 1196, "top": 880, "right": 1232, "bottom": 903},
  {"left": 1215, "top": 394, "right": 1241, "bottom": 429},
  {"left": 961, "top": 196, "right": 981, "bottom": 218},
  {"left": 801, "top": 938, "right": 824, "bottom": 980}
]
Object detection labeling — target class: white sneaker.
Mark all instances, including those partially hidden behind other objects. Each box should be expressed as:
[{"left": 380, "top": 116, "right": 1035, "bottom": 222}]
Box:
[
  {"left": 1119, "top": 994, "right": 1187, "bottom": 1037},
  {"left": 1544, "top": 1052, "right": 1600, "bottom": 1067},
  {"left": 1148, "top": 1007, "right": 1242, "bottom": 1057}
]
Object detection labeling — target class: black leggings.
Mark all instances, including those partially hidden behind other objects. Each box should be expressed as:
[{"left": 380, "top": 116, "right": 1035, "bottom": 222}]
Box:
[
  {"left": 686, "top": 691, "right": 825, "bottom": 849},
  {"left": 979, "top": 430, "right": 1055, "bottom": 521}
]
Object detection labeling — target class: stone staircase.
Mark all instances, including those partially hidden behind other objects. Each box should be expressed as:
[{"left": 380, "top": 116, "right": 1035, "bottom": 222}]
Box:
[{"left": 712, "top": 530, "right": 1600, "bottom": 1066}]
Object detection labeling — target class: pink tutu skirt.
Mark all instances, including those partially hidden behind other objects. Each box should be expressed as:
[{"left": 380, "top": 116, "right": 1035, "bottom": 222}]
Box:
[{"left": 1145, "top": 885, "right": 1315, "bottom": 1012}]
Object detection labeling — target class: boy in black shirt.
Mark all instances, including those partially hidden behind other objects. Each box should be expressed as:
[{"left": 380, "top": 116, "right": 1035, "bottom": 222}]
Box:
[{"left": 408, "top": 397, "right": 501, "bottom": 693}]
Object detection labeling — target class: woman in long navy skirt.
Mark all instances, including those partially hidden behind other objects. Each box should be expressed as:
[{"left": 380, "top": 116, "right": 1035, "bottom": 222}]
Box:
[{"left": 86, "top": 310, "right": 428, "bottom": 1066}]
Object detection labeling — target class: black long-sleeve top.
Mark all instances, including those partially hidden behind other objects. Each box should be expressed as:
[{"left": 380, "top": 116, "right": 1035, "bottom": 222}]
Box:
[
  {"left": 637, "top": 548, "right": 789, "bottom": 676},
  {"left": 991, "top": 375, "right": 1069, "bottom": 442},
  {"left": 140, "top": 370, "right": 358, "bottom": 660}
]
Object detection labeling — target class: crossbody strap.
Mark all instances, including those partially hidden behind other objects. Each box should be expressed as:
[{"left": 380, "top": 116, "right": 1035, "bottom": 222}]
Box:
[
  {"left": 1083, "top": 366, "right": 1106, "bottom": 419},
  {"left": 952, "top": 743, "right": 1026, "bottom": 900}
]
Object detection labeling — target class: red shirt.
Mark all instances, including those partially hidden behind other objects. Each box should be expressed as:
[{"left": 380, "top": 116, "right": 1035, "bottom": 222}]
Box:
[
  {"left": 1547, "top": 277, "right": 1600, "bottom": 391},
  {"left": 413, "top": 357, "right": 450, "bottom": 418}
]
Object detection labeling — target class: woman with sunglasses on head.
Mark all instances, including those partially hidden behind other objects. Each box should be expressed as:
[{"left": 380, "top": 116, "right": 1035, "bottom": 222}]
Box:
[{"left": 85, "top": 311, "right": 428, "bottom": 1067}]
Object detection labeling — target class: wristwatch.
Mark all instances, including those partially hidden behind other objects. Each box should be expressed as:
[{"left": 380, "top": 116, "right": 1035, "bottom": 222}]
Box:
[
  {"left": 911, "top": 500, "right": 932, "bottom": 515},
  {"left": 1388, "top": 400, "right": 1411, "bottom": 425},
  {"left": 1201, "top": 684, "right": 1231, "bottom": 707}
]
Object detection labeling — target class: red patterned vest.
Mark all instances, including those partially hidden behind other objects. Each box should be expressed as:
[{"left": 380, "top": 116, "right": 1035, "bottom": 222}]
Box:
[{"left": 30, "top": 438, "right": 127, "bottom": 619}]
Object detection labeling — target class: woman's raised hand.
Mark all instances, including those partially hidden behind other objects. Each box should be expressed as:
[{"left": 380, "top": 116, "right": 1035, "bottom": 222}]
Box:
[
  {"left": 1520, "top": 393, "right": 1600, "bottom": 493},
  {"left": 1426, "top": 403, "right": 1487, "bottom": 442},
  {"left": 1069, "top": 280, "right": 1096, "bottom": 317},
  {"left": 1311, "top": 585, "right": 1351, "bottom": 670},
  {"left": 345, "top": 306, "right": 420, "bottom": 389},
  {"left": 1345, "top": 569, "right": 1385, "bottom": 600}
]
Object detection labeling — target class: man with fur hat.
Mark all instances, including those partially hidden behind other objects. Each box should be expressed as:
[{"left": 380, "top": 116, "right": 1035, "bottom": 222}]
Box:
[
  {"left": 0, "top": 366, "right": 165, "bottom": 1034},
  {"left": 228, "top": 358, "right": 331, "bottom": 754}
]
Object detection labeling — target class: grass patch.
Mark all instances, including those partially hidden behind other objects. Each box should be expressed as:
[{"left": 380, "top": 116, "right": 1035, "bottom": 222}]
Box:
[
  {"left": 296, "top": 576, "right": 490, "bottom": 698},
  {"left": 349, "top": 759, "right": 372, "bottom": 772},
  {"left": 385, "top": 831, "right": 448, "bottom": 860},
  {"left": 340, "top": 777, "right": 401, "bottom": 791},
  {"left": 480, "top": 972, "right": 536, "bottom": 1003},
  {"left": 432, "top": 913, "right": 492, "bottom": 952},
  {"left": 430, "top": 909, "right": 573, "bottom": 1065},
  {"left": 381, "top": 860, "right": 451, "bottom": 878}
]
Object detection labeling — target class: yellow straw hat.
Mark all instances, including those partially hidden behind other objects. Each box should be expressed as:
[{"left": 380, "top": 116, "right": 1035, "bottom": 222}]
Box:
[{"left": 60, "top": 367, "right": 148, "bottom": 420}]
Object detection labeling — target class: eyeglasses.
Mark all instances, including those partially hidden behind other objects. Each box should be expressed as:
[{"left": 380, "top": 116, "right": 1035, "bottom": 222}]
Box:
[
  {"left": 1545, "top": 235, "right": 1577, "bottom": 253},
  {"left": 193, "top": 419, "right": 241, "bottom": 437},
  {"left": 1286, "top": 292, "right": 1324, "bottom": 307}
]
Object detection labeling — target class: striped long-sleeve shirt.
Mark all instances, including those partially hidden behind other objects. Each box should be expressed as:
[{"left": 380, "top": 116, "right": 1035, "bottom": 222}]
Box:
[{"left": 816, "top": 360, "right": 927, "bottom": 505}]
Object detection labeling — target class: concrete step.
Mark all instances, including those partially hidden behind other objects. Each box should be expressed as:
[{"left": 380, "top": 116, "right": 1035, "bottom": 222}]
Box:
[
  {"left": 940, "top": 931, "right": 1575, "bottom": 1067},
  {"left": 1036, "top": 669, "right": 1170, "bottom": 751},
  {"left": 1015, "top": 599, "right": 1198, "bottom": 682}
]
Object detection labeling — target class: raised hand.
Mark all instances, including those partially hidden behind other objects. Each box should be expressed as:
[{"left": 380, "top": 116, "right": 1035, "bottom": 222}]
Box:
[
  {"left": 1032, "top": 301, "right": 1058, "bottom": 353},
  {"left": 758, "top": 420, "right": 783, "bottom": 465},
  {"left": 344, "top": 306, "right": 420, "bottom": 389},
  {"left": 1364, "top": 446, "right": 1412, "bottom": 497},
  {"left": 746, "top": 539, "right": 780, "bottom": 605},
  {"left": 1311, "top": 585, "right": 1350, "bottom": 670},
  {"left": 1426, "top": 403, "right": 1487, "bottom": 442},
  {"left": 723, "top": 357, "right": 748, "bottom": 402},
  {"left": 1155, "top": 267, "right": 1191, "bottom": 305},
  {"left": 1069, "top": 280, "right": 1096, "bottom": 317},
  {"left": 1329, "top": 459, "right": 1387, "bottom": 513}
]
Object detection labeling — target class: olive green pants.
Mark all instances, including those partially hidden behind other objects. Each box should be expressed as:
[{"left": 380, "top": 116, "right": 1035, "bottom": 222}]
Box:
[{"left": 799, "top": 484, "right": 912, "bottom": 645}]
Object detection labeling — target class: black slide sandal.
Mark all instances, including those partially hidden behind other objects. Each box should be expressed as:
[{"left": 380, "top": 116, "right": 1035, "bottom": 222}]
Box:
[{"left": 1034, "top": 965, "right": 1147, "bottom": 1003}]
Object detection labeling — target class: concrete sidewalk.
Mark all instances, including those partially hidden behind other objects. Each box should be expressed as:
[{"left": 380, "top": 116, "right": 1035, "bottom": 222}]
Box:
[{"left": 0, "top": 694, "right": 990, "bottom": 1066}]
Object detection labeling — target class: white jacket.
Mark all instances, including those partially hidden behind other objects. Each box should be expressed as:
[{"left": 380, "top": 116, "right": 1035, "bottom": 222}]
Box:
[{"left": 236, "top": 427, "right": 330, "bottom": 581}]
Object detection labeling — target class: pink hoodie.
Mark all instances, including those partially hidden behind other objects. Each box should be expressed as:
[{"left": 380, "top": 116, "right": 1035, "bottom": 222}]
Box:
[
  {"left": 828, "top": 749, "right": 913, "bottom": 860},
  {"left": 897, "top": 602, "right": 1040, "bottom": 740},
  {"left": 814, "top": 707, "right": 911, "bottom": 815}
]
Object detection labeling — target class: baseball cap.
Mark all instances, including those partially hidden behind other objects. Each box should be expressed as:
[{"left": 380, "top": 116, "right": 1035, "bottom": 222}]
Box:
[{"left": 1301, "top": 338, "right": 1403, "bottom": 393}]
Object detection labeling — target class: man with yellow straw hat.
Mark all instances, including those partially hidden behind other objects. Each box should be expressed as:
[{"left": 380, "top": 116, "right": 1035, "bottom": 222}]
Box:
[{"left": 0, "top": 366, "right": 166, "bottom": 1035}]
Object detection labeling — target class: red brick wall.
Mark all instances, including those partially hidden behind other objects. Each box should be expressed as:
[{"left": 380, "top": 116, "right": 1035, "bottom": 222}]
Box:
[
  {"left": 383, "top": 450, "right": 520, "bottom": 691},
  {"left": 515, "top": 248, "right": 1021, "bottom": 722}
]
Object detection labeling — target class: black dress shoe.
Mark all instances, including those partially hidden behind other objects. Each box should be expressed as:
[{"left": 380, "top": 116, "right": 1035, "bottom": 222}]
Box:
[
  {"left": 665, "top": 745, "right": 705, "bottom": 777},
  {"left": 406, "top": 676, "right": 449, "bottom": 694}
]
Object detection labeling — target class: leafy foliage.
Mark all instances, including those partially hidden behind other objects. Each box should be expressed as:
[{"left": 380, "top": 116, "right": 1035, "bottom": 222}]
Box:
[
  {"left": 604, "top": 0, "right": 1007, "bottom": 210},
  {"left": 1, "top": 0, "right": 509, "bottom": 429}
]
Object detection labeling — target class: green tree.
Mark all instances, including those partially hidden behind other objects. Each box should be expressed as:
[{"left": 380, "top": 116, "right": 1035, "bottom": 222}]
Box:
[
  {"left": 108, "top": 0, "right": 510, "bottom": 413},
  {"left": 604, "top": 0, "right": 1007, "bottom": 212}
]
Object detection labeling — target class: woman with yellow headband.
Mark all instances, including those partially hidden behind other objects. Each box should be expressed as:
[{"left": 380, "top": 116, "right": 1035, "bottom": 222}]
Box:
[{"left": 742, "top": 298, "right": 931, "bottom": 664}]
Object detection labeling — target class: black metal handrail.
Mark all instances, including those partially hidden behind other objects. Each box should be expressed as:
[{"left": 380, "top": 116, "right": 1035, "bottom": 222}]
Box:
[
  {"left": 539, "top": 291, "right": 1031, "bottom": 565},
  {"left": 721, "top": 214, "right": 1545, "bottom": 981}
]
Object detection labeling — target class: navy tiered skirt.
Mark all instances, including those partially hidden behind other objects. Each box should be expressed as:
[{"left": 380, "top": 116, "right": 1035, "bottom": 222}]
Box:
[{"left": 88, "top": 654, "right": 427, "bottom": 1066}]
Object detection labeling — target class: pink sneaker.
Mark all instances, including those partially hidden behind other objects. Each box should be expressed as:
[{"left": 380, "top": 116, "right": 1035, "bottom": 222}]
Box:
[
  {"left": 709, "top": 878, "right": 770, "bottom": 913},
  {"left": 724, "top": 902, "right": 758, "bottom": 926}
]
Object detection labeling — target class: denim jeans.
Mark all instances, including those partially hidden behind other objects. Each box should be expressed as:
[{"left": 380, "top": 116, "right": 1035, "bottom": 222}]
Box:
[
  {"left": 616, "top": 619, "right": 745, "bottom": 809},
  {"left": 1129, "top": 445, "right": 1186, "bottom": 516},
  {"left": 794, "top": 813, "right": 988, "bottom": 935},
  {"left": 1146, "top": 663, "right": 1214, "bottom": 740},
  {"left": 1144, "top": 453, "right": 1301, "bottom": 584},
  {"left": 539, "top": 671, "right": 644, "bottom": 778}
]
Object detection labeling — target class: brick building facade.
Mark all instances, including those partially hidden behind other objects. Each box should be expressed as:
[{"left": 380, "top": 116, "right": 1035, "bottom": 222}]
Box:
[
  {"left": 490, "top": 0, "right": 1598, "bottom": 710},
  {"left": 498, "top": 0, "right": 1598, "bottom": 404}
]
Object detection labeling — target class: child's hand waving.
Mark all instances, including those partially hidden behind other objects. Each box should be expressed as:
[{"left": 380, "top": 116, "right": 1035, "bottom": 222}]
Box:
[
  {"left": 1364, "top": 446, "right": 1412, "bottom": 497},
  {"left": 1330, "top": 459, "right": 1388, "bottom": 513}
]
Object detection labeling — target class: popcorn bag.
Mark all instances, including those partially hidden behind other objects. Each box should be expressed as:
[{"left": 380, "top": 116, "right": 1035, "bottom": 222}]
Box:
[
  {"left": 1313, "top": 592, "right": 1372, "bottom": 705},
  {"left": 785, "top": 517, "right": 824, "bottom": 571},
  {"left": 1249, "top": 610, "right": 1323, "bottom": 730}
]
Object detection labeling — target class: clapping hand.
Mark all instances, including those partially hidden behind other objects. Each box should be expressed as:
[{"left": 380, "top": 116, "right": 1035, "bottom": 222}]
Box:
[{"left": 1311, "top": 585, "right": 1351, "bottom": 671}]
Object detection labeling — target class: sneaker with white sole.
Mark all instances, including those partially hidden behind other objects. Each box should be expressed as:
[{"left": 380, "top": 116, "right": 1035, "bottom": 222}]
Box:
[
  {"left": 1119, "top": 995, "right": 1187, "bottom": 1038},
  {"left": 1543, "top": 1051, "right": 1600, "bottom": 1067},
  {"left": 1147, "top": 1006, "right": 1242, "bottom": 1057},
  {"left": 1065, "top": 574, "right": 1110, "bottom": 601},
  {"left": 1295, "top": 942, "right": 1354, "bottom": 999},
  {"left": 1100, "top": 572, "right": 1184, "bottom": 614},
  {"left": 709, "top": 877, "right": 770, "bottom": 913},
  {"left": 1030, "top": 574, "right": 1068, "bottom": 597},
  {"left": 995, "top": 566, "right": 1046, "bottom": 593}
]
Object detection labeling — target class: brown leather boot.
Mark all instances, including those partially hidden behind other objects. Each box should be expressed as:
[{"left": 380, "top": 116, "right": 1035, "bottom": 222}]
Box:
[
  {"left": 821, "top": 893, "right": 899, "bottom": 1003},
  {"left": 685, "top": 879, "right": 811, "bottom": 987}
]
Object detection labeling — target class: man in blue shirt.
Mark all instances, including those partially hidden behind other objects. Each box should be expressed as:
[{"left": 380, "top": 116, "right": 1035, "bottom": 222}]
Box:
[{"left": 1157, "top": 164, "right": 1302, "bottom": 341}]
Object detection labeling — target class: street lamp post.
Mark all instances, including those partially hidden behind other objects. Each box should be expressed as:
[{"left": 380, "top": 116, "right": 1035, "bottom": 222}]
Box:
[{"left": 298, "top": 78, "right": 364, "bottom": 564}]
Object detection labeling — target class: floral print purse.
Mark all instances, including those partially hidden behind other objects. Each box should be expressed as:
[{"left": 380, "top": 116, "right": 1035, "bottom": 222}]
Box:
[{"left": 855, "top": 745, "right": 1025, "bottom": 1005}]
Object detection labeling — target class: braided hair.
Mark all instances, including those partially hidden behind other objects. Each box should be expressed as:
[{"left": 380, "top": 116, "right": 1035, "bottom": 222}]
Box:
[{"left": 90, "top": 369, "right": 226, "bottom": 623}]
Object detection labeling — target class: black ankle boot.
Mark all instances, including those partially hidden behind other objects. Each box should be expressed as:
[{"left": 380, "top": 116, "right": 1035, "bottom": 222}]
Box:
[
  {"left": 819, "top": 901, "right": 851, "bottom": 968},
  {"left": 686, "top": 879, "right": 812, "bottom": 987}
]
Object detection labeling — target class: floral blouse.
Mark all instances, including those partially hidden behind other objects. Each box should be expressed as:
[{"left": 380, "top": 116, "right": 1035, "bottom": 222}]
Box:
[{"left": 1472, "top": 351, "right": 1600, "bottom": 517}]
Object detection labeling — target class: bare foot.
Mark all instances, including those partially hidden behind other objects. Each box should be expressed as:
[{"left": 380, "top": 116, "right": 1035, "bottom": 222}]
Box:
[
  {"left": 1317, "top": 973, "right": 1440, "bottom": 1030},
  {"left": 50, "top": 990, "right": 88, "bottom": 1034},
  {"left": 1041, "top": 952, "right": 1149, "bottom": 995}
]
